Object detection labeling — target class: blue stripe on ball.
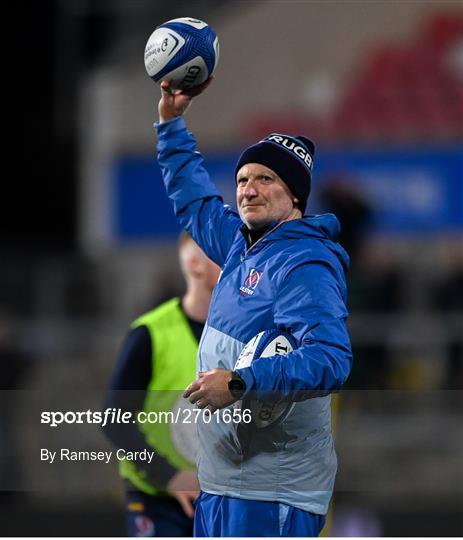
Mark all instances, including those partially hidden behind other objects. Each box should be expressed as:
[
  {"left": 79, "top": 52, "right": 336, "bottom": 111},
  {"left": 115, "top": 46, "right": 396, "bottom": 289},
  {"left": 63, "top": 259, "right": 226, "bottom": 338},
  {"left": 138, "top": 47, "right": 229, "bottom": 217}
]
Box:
[
  {"left": 253, "top": 329, "right": 298, "bottom": 359},
  {"left": 153, "top": 21, "right": 217, "bottom": 83}
]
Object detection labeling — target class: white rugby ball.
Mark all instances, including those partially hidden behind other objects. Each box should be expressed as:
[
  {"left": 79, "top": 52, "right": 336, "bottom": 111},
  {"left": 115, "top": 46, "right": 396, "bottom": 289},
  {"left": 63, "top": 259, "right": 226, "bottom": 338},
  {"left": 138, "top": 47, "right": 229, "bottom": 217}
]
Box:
[
  {"left": 144, "top": 17, "right": 219, "bottom": 90},
  {"left": 234, "top": 330, "right": 297, "bottom": 428}
]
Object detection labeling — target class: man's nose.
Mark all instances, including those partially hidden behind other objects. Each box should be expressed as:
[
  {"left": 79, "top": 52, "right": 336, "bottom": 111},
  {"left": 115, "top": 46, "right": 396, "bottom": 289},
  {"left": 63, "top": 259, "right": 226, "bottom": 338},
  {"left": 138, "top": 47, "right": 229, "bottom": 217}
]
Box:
[{"left": 243, "top": 180, "right": 258, "bottom": 197}]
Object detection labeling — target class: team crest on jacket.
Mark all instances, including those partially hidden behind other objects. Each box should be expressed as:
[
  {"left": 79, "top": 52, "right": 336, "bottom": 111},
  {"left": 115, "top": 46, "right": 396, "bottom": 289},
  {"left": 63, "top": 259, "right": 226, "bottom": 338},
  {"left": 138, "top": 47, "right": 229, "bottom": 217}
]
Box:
[{"left": 240, "top": 268, "right": 263, "bottom": 296}]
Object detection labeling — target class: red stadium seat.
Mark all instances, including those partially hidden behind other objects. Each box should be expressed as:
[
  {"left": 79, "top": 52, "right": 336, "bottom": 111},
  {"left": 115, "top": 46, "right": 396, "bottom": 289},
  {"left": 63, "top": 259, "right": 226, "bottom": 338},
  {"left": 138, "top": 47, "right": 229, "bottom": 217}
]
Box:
[{"left": 243, "top": 10, "right": 463, "bottom": 144}]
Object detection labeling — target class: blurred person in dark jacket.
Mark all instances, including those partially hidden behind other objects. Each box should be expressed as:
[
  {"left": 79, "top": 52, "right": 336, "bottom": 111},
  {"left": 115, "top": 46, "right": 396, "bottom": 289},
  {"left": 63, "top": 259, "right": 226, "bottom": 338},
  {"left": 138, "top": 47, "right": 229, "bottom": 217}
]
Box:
[
  {"left": 318, "top": 175, "right": 371, "bottom": 264},
  {"left": 431, "top": 263, "right": 463, "bottom": 389}
]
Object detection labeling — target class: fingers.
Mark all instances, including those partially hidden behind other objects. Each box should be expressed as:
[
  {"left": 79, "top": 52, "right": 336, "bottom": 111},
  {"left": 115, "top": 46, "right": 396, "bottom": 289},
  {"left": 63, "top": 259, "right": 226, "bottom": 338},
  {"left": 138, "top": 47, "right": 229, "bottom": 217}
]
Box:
[
  {"left": 175, "top": 492, "right": 196, "bottom": 519},
  {"left": 160, "top": 80, "right": 173, "bottom": 95},
  {"left": 184, "top": 382, "right": 208, "bottom": 407},
  {"left": 183, "top": 379, "right": 201, "bottom": 398},
  {"left": 184, "top": 369, "right": 232, "bottom": 410},
  {"left": 184, "top": 390, "right": 210, "bottom": 409},
  {"left": 190, "top": 396, "right": 217, "bottom": 412},
  {"left": 161, "top": 75, "right": 214, "bottom": 98},
  {"left": 196, "top": 399, "right": 216, "bottom": 412},
  {"left": 184, "top": 371, "right": 208, "bottom": 399},
  {"left": 184, "top": 75, "right": 215, "bottom": 97},
  {"left": 187, "top": 389, "right": 204, "bottom": 404}
]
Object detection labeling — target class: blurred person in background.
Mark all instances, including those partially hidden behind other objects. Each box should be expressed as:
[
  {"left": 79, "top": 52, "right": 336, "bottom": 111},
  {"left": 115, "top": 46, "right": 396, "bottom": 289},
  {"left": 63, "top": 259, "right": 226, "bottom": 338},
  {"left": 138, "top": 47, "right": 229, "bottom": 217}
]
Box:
[
  {"left": 317, "top": 176, "right": 385, "bottom": 535},
  {"left": 103, "top": 231, "right": 220, "bottom": 537},
  {"left": 318, "top": 174, "right": 402, "bottom": 390},
  {"left": 154, "top": 79, "right": 352, "bottom": 537},
  {"left": 431, "top": 261, "right": 463, "bottom": 390},
  {"left": 318, "top": 175, "right": 372, "bottom": 264}
]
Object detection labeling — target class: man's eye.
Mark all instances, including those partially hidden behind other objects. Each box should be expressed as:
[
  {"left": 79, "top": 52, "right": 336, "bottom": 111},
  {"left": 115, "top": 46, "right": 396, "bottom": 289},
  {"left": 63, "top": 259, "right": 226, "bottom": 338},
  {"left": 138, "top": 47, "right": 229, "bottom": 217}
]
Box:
[{"left": 237, "top": 178, "right": 247, "bottom": 185}]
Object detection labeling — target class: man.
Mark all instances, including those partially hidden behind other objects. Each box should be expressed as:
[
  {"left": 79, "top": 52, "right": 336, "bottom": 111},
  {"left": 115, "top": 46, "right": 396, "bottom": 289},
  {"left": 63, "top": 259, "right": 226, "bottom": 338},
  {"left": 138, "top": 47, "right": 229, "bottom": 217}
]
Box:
[
  {"left": 103, "top": 231, "right": 220, "bottom": 537},
  {"left": 154, "top": 78, "right": 352, "bottom": 537}
]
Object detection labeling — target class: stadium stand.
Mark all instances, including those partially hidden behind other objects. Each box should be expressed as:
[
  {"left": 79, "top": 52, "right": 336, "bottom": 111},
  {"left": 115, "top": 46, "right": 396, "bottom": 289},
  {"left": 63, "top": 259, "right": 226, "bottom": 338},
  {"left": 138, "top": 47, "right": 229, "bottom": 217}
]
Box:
[{"left": 246, "top": 11, "right": 463, "bottom": 144}]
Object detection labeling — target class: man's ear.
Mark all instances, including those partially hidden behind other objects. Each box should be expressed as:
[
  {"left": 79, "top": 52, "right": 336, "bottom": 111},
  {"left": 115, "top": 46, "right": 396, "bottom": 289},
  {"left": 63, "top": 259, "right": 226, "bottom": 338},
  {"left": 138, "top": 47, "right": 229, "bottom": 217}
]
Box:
[{"left": 188, "top": 255, "right": 204, "bottom": 280}]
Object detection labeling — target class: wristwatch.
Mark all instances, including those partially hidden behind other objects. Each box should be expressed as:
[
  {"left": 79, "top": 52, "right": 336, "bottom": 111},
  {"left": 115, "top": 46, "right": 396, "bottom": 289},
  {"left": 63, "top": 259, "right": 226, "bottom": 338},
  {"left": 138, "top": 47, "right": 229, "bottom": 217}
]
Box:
[{"left": 228, "top": 370, "right": 246, "bottom": 399}]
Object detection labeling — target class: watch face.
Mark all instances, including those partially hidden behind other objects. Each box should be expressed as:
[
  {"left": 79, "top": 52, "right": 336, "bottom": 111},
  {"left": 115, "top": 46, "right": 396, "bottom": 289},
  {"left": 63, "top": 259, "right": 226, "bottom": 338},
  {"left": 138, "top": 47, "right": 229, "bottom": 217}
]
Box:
[
  {"left": 229, "top": 373, "right": 245, "bottom": 397},
  {"left": 230, "top": 379, "right": 243, "bottom": 391}
]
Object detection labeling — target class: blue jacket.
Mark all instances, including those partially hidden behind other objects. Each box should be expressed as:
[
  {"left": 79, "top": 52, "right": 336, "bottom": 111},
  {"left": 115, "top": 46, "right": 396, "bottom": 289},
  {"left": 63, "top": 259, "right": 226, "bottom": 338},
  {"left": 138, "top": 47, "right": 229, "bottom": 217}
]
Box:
[{"left": 156, "top": 116, "right": 352, "bottom": 514}]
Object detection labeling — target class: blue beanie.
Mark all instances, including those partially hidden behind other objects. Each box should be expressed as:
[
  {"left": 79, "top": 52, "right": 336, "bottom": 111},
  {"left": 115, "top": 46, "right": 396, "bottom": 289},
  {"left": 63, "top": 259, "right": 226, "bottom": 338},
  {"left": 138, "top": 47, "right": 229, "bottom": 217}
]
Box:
[{"left": 235, "top": 133, "right": 315, "bottom": 211}]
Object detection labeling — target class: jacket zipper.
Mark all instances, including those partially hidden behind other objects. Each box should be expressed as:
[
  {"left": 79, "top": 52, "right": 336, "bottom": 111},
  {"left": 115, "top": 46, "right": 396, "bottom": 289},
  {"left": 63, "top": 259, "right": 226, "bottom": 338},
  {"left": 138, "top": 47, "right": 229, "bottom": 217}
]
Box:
[{"left": 240, "top": 220, "right": 287, "bottom": 262}]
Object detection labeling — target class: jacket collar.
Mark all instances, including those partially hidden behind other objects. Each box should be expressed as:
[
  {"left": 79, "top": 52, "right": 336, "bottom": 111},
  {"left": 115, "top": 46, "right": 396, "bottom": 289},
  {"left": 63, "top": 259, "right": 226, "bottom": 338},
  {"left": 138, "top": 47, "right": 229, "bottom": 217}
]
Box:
[
  {"left": 240, "top": 213, "right": 341, "bottom": 244},
  {"left": 239, "top": 213, "right": 349, "bottom": 270}
]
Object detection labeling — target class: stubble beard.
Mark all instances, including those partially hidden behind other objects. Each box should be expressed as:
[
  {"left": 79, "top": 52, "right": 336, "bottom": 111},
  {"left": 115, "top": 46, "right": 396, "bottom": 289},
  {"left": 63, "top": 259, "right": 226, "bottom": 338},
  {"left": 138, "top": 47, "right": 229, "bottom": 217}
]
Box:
[{"left": 241, "top": 214, "right": 274, "bottom": 232}]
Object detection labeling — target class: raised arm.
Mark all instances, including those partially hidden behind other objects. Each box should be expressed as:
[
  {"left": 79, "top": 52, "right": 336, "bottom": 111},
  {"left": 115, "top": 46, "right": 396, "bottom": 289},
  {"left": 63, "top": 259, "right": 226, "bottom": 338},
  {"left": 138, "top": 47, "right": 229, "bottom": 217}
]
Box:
[
  {"left": 158, "top": 78, "right": 213, "bottom": 123},
  {"left": 155, "top": 79, "right": 241, "bottom": 266}
]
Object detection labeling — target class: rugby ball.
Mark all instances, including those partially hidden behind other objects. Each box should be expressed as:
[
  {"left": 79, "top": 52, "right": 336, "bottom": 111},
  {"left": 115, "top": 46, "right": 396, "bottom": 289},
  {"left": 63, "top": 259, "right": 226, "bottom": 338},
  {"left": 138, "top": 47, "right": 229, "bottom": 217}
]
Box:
[
  {"left": 234, "top": 329, "right": 297, "bottom": 428},
  {"left": 144, "top": 17, "right": 219, "bottom": 90}
]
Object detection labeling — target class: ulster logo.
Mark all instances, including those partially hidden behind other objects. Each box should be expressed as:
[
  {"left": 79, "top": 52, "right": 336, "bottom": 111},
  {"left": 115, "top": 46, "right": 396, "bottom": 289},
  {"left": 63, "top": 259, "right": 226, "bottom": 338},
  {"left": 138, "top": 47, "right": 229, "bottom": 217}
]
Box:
[{"left": 240, "top": 268, "right": 263, "bottom": 296}]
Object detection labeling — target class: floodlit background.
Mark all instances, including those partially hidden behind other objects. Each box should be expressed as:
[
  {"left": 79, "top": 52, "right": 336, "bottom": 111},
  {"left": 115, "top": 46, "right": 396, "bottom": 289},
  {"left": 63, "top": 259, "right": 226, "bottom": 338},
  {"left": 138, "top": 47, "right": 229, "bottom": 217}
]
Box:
[{"left": 1, "top": 0, "right": 462, "bottom": 536}]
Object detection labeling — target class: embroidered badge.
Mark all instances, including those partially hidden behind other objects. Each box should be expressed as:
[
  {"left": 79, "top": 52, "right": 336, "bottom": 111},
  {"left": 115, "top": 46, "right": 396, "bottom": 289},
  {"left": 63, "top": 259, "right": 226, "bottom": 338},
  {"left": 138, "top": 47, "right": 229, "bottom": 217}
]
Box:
[{"left": 240, "top": 268, "right": 263, "bottom": 296}]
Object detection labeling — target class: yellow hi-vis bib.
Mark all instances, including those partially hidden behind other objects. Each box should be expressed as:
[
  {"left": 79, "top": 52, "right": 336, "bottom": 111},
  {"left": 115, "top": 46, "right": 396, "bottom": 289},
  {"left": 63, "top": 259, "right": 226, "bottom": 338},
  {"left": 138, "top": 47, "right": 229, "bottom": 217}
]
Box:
[{"left": 119, "top": 298, "right": 198, "bottom": 495}]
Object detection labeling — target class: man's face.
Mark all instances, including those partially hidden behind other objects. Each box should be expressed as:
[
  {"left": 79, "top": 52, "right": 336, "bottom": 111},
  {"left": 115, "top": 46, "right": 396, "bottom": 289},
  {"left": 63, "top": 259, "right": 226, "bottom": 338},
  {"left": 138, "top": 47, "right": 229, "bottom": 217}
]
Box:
[
  {"left": 180, "top": 240, "right": 221, "bottom": 292},
  {"left": 236, "top": 163, "right": 299, "bottom": 230}
]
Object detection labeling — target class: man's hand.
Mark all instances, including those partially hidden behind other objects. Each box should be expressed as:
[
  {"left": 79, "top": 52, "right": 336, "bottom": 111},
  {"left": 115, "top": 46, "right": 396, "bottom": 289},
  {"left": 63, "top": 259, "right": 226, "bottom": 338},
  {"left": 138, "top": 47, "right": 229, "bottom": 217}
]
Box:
[
  {"left": 158, "top": 77, "right": 214, "bottom": 123},
  {"left": 183, "top": 369, "right": 236, "bottom": 413},
  {"left": 166, "top": 470, "right": 199, "bottom": 519}
]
